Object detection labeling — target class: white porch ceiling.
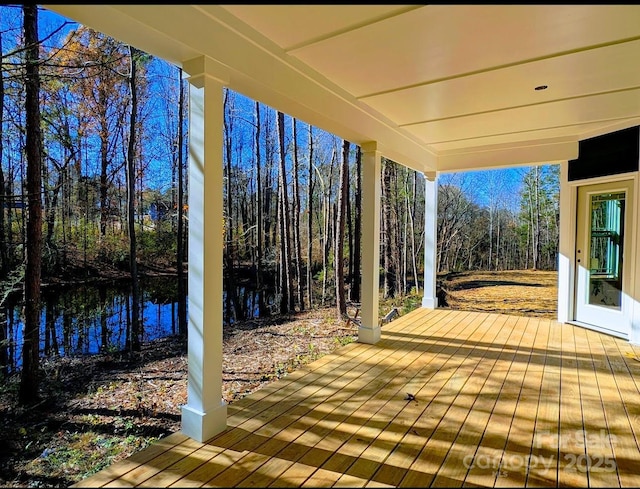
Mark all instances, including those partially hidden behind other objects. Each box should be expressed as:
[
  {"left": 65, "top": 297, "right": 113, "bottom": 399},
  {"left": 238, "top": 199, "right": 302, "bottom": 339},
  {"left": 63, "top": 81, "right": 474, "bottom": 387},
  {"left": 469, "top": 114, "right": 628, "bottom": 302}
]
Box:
[{"left": 44, "top": 4, "right": 640, "bottom": 173}]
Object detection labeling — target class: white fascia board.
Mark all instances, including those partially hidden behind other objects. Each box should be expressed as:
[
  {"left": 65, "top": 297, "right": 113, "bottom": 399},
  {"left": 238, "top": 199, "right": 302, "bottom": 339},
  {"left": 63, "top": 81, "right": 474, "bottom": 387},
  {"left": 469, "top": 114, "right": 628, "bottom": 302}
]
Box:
[{"left": 437, "top": 138, "right": 579, "bottom": 172}]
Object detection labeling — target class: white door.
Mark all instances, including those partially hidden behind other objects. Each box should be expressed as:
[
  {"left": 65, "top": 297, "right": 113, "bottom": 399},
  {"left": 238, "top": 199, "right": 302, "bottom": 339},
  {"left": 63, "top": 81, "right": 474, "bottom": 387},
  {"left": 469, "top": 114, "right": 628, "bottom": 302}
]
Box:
[{"left": 574, "top": 180, "right": 634, "bottom": 338}]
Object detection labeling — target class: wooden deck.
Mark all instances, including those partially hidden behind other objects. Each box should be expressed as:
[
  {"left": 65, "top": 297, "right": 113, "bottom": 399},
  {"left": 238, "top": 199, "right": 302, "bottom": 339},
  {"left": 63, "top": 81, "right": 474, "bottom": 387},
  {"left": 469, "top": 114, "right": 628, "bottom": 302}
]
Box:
[{"left": 73, "top": 308, "right": 640, "bottom": 488}]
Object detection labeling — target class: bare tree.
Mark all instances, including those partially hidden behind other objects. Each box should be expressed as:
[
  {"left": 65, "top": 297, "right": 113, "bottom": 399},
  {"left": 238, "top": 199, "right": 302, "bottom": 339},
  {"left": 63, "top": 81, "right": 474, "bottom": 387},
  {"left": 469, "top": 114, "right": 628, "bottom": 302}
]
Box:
[
  {"left": 19, "top": 4, "right": 43, "bottom": 404},
  {"left": 0, "top": 31, "right": 7, "bottom": 276},
  {"left": 176, "top": 67, "right": 187, "bottom": 333},
  {"left": 254, "top": 101, "right": 267, "bottom": 315},
  {"left": 382, "top": 158, "right": 397, "bottom": 297},
  {"left": 306, "top": 124, "right": 314, "bottom": 308},
  {"left": 350, "top": 146, "right": 361, "bottom": 302},
  {"left": 276, "top": 111, "right": 294, "bottom": 313},
  {"left": 292, "top": 118, "right": 304, "bottom": 310},
  {"left": 223, "top": 89, "right": 244, "bottom": 320},
  {"left": 335, "top": 139, "right": 350, "bottom": 318},
  {"left": 126, "top": 45, "right": 141, "bottom": 352}
]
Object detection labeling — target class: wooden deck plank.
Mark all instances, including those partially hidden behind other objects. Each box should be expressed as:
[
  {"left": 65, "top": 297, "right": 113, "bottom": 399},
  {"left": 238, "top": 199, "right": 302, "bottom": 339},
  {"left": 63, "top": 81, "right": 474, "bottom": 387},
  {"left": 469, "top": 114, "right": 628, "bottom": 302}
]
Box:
[
  {"left": 229, "top": 308, "right": 427, "bottom": 435},
  {"left": 572, "top": 325, "right": 620, "bottom": 488},
  {"left": 522, "top": 317, "right": 562, "bottom": 488},
  {"left": 462, "top": 315, "right": 535, "bottom": 487},
  {"left": 102, "top": 437, "right": 204, "bottom": 488},
  {"left": 398, "top": 312, "right": 511, "bottom": 487},
  {"left": 556, "top": 323, "right": 589, "bottom": 487},
  {"left": 259, "top": 309, "right": 464, "bottom": 486},
  {"left": 204, "top": 309, "right": 436, "bottom": 487},
  {"left": 333, "top": 310, "right": 483, "bottom": 484},
  {"left": 493, "top": 317, "right": 550, "bottom": 488},
  {"left": 429, "top": 313, "right": 527, "bottom": 487},
  {"left": 367, "top": 310, "right": 489, "bottom": 487},
  {"left": 266, "top": 462, "right": 318, "bottom": 488},
  {"left": 588, "top": 331, "right": 640, "bottom": 487},
  {"left": 72, "top": 433, "right": 189, "bottom": 487},
  {"left": 284, "top": 310, "right": 460, "bottom": 465},
  {"left": 168, "top": 448, "right": 247, "bottom": 488},
  {"left": 200, "top": 334, "right": 395, "bottom": 457},
  {"left": 290, "top": 311, "right": 460, "bottom": 480},
  {"left": 301, "top": 467, "right": 343, "bottom": 487},
  {"left": 138, "top": 443, "right": 225, "bottom": 488},
  {"left": 314, "top": 311, "right": 475, "bottom": 481},
  {"left": 71, "top": 309, "right": 640, "bottom": 489}
]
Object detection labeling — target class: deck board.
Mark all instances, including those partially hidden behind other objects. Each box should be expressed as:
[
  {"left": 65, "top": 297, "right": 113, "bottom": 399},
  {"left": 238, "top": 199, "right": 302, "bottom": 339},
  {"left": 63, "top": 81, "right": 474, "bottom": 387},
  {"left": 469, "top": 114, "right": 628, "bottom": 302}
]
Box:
[
  {"left": 589, "top": 332, "right": 640, "bottom": 488},
  {"left": 461, "top": 315, "right": 531, "bottom": 488},
  {"left": 71, "top": 308, "right": 640, "bottom": 488}
]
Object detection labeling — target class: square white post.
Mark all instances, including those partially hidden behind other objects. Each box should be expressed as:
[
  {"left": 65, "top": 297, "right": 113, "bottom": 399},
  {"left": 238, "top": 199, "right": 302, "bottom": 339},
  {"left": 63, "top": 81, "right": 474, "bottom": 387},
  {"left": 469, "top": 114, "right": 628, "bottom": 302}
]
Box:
[
  {"left": 359, "top": 143, "right": 382, "bottom": 344},
  {"left": 181, "top": 57, "right": 228, "bottom": 442},
  {"left": 422, "top": 172, "right": 438, "bottom": 308}
]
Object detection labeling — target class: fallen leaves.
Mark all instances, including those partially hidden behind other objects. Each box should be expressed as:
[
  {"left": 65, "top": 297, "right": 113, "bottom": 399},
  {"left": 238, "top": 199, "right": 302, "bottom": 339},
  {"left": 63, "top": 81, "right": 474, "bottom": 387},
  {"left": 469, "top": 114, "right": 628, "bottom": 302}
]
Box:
[{"left": 0, "top": 306, "right": 358, "bottom": 488}]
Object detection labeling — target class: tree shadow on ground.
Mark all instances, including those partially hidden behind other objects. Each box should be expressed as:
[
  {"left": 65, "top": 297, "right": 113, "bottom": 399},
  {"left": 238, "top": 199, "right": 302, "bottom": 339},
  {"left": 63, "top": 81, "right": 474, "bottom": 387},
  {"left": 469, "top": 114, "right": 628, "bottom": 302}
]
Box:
[{"left": 449, "top": 280, "right": 546, "bottom": 291}]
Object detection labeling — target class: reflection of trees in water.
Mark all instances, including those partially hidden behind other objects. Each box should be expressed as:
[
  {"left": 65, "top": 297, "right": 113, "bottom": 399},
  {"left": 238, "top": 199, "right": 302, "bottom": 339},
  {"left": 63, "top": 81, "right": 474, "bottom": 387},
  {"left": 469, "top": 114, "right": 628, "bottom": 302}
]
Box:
[
  {"left": 1, "top": 277, "right": 178, "bottom": 373},
  {"left": 0, "top": 276, "right": 275, "bottom": 374}
]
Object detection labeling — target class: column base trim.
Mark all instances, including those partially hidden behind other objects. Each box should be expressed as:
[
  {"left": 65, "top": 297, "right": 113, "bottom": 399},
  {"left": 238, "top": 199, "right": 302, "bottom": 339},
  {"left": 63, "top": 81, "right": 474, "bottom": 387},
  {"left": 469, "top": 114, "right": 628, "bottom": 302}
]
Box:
[
  {"left": 422, "top": 296, "right": 438, "bottom": 309},
  {"left": 181, "top": 402, "right": 227, "bottom": 443},
  {"left": 358, "top": 325, "right": 381, "bottom": 344}
]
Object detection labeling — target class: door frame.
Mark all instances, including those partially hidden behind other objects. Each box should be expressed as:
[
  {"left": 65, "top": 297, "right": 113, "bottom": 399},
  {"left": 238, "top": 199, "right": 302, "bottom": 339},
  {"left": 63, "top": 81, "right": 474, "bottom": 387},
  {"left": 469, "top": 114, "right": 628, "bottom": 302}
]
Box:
[
  {"left": 574, "top": 179, "right": 633, "bottom": 338},
  {"left": 558, "top": 163, "right": 640, "bottom": 343}
]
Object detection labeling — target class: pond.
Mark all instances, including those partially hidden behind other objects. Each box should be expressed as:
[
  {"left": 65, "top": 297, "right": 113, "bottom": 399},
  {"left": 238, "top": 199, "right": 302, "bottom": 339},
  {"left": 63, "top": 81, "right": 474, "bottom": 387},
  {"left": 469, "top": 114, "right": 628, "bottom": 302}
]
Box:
[{"left": 0, "top": 276, "right": 275, "bottom": 375}]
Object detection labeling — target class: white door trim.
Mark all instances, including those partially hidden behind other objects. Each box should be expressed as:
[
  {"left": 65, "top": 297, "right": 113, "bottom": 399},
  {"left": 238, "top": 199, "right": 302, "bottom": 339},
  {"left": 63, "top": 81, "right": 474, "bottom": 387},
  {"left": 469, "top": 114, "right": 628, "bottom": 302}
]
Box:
[{"left": 559, "top": 172, "right": 640, "bottom": 342}]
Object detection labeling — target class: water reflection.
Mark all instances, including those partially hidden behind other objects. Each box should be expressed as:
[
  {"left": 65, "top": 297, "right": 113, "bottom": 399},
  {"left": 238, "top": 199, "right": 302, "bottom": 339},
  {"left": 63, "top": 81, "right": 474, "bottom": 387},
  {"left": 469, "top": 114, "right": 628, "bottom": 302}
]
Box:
[
  {"left": 1, "top": 277, "right": 184, "bottom": 374},
  {"left": 0, "top": 277, "right": 275, "bottom": 374}
]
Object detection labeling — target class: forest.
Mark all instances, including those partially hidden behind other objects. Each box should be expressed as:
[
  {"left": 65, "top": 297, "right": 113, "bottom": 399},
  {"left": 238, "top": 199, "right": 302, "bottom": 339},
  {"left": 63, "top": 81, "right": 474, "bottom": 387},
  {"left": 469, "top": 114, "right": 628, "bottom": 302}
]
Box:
[{"left": 1, "top": 6, "right": 560, "bottom": 403}]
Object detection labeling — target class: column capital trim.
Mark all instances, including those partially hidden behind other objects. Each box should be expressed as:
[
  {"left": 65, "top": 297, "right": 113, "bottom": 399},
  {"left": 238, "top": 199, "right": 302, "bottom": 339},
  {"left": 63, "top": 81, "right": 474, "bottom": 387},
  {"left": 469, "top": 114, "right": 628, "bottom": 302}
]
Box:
[
  {"left": 360, "top": 141, "right": 381, "bottom": 154},
  {"left": 183, "top": 55, "right": 230, "bottom": 87},
  {"left": 423, "top": 171, "right": 438, "bottom": 182}
]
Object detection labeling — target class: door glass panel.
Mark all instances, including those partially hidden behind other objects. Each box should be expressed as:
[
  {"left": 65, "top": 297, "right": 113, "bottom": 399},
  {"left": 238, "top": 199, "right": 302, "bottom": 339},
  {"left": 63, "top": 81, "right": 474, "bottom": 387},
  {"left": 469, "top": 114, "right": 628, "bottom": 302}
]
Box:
[{"left": 588, "top": 192, "right": 625, "bottom": 308}]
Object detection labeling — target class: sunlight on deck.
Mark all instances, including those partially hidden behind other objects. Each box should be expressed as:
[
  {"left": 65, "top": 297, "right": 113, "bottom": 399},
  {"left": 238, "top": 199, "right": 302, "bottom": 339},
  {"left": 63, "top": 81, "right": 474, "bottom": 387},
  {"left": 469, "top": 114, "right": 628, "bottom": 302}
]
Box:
[{"left": 73, "top": 308, "right": 640, "bottom": 488}]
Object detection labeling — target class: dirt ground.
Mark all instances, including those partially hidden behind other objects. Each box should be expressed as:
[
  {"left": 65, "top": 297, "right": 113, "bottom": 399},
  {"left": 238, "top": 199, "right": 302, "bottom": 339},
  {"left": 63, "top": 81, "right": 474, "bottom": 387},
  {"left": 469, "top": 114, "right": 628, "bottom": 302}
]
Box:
[
  {"left": 0, "top": 307, "right": 359, "bottom": 487},
  {"left": 0, "top": 269, "right": 557, "bottom": 487},
  {"left": 439, "top": 269, "right": 558, "bottom": 319}
]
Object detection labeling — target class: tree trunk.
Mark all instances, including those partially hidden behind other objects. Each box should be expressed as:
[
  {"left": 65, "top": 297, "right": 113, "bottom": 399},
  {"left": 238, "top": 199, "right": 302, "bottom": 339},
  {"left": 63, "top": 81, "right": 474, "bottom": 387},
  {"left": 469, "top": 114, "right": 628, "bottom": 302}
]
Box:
[
  {"left": 176, "top": 67, "right": 187, "bottom": 334},
  {"left": 321, "top": 149, "right": 334, "bottom": 305},
  {"left": 351, "top": 146, "right": 361, "bottom": 302},
  {"left": 254, "top": 101, "right": 266, "bottom": 316},
  {"left": 535, "top": 166, "right": 542, "bottom": 270},
  {"left": 306, "top": 124, "right": 314, "bottom": 308},
  {"left": 98, "top": 91, "right": 109, "bottom": 238},
  {"left": 126, "top": 45, "right": 141, "bottom": 352},
  {"left": 19, "top": 4, "right": 43, "bottom": 405},
  {"left": 276, "top": 111, "right": 293, "bottom": 313},
  {"left": 223, "top": 89, "right": 244, "bottom": 321},
  {"left": 382, "top": 159, "right": 396, "bottom": 298},
  {"left": 335, "top": 140, "right": 349, "bottom": 318},
  {"left": 408, "top": 171, "right": 419, "bottom": 292},
  {"left": 346, "top": 153, "right": 353, "bottom": 298},
  {"left": 292, "top": 119, "right": 305, "bottom": 311},
  {"left": 0, "top": 32, "right": 7, "bottom": 276}
]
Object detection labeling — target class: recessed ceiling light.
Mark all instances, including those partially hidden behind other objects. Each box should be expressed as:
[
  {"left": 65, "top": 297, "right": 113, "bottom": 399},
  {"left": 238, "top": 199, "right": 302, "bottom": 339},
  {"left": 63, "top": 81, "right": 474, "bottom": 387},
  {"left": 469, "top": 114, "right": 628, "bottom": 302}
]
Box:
[{"left": 535, "top": 85, "right": 548, "bottom": 91}]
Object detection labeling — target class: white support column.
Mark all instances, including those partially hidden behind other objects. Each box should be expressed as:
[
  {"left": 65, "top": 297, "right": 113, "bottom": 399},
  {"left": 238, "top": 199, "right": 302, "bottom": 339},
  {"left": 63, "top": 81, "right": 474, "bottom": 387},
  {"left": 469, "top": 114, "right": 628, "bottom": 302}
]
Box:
[
  {"left": 422, "top": 172, "right": 438, "bottom": 309},
  {"left": 557, "top": 161, "right": 575, "bottom": 324},
  {"left": 359, "top": 143, "right": 382, "bottom": 344},
  {"left": 181, "top": 57, "right": 228, "bottom": 443}
]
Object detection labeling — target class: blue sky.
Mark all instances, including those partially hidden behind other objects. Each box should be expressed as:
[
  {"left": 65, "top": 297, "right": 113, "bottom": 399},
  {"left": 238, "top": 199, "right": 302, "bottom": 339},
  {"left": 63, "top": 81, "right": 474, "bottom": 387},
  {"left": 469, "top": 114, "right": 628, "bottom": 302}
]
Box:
[{"left": 8, "top": 6, "right": 554, "bottom": 209}]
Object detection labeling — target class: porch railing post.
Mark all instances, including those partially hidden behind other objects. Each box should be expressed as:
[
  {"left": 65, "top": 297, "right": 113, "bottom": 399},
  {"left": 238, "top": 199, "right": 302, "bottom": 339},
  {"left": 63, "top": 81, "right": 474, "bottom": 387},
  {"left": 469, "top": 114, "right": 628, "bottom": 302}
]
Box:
[
  {"left": 359, "top": 143, "right": 382, "bottom": 344},
  {"left": 180, "top": 56, "right": 228, "bottom": 442},
  {"left": 422, "top": 172, "right": 438, "bottom": 308}
]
